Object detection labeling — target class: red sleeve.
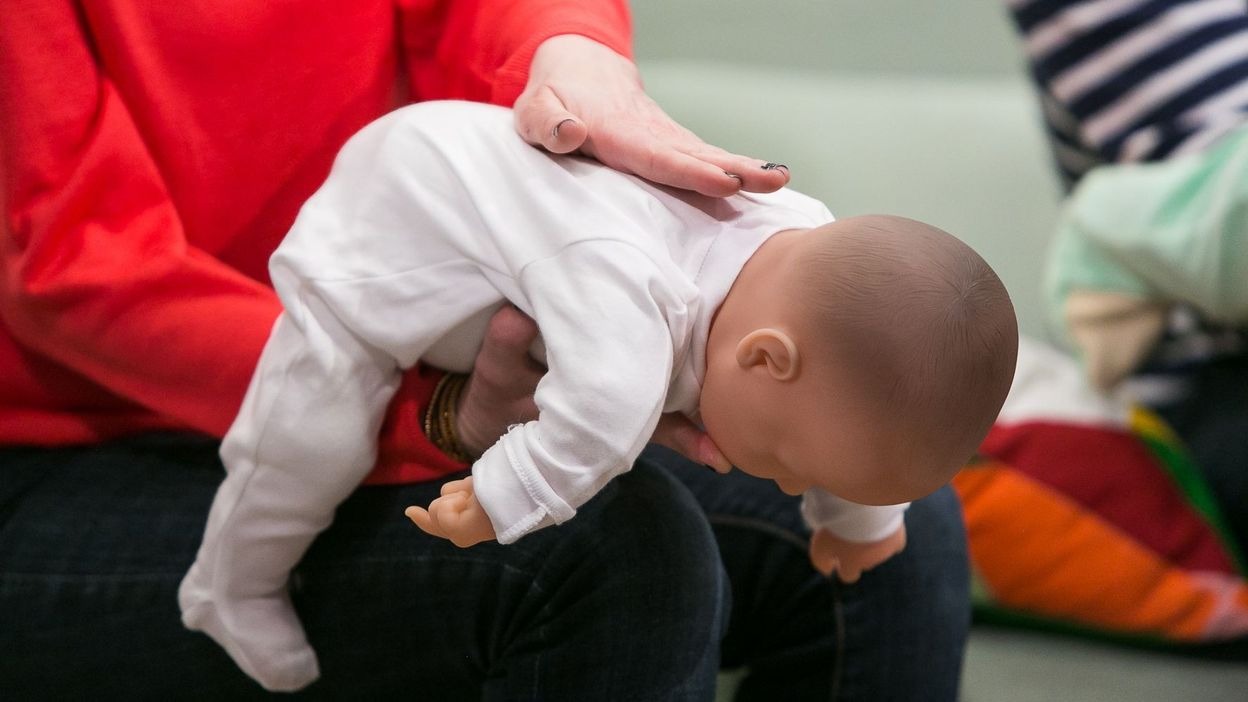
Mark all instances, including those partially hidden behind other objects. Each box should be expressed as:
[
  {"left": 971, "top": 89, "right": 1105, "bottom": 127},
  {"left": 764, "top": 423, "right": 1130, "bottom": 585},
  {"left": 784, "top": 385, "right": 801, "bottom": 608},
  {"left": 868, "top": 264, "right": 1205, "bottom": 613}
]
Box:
[
  {"left": 0, "top": 2, "right": 457, "bottom": 482},
  {"left": 404, "top": 0, "right": 633, "bottom": 105},
  {"left": 0, "top": 1, "right": 632, "bottom": 484},
  {"left": 0, "top": 1, "right": 282, "bottom": 436}
]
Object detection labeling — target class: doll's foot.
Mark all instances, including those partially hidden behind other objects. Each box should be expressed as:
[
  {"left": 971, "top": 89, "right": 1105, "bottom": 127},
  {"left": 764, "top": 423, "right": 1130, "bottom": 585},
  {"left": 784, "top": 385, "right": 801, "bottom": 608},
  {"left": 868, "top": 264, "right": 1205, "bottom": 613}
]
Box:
[{"left": 178, "top": 565, "right": 320, "bottom": 691}]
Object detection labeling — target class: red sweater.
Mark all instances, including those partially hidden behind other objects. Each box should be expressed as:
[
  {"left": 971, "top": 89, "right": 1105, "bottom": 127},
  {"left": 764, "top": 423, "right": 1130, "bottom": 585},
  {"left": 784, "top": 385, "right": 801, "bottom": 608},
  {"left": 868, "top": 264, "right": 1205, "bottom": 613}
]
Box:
[{"left": 0, "top": 0, "right": 632, "bottom": 483}]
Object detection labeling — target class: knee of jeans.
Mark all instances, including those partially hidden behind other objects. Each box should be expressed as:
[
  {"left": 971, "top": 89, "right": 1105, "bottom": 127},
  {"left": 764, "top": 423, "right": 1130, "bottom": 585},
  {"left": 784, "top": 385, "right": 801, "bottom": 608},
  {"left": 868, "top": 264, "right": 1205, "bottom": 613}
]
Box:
[
  {"left": 905, "top": 484, "right": 971, "bottom": 615},
  {"left": 910, "top": 484, "right": 968, "bottom": 558},
  {"left": 539, "top": 460, "right": 728, "bottom": 634}
]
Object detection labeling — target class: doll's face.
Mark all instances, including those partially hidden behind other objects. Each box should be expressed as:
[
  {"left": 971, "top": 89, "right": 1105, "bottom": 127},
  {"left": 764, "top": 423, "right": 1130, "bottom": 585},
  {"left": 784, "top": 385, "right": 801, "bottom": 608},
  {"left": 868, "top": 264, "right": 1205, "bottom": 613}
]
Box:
[
  {"left": 699, "top": 350, "right": 929, "bottom": 506},
  {"left": 693, "top": 221, "right": 980, "bottom": 507}
]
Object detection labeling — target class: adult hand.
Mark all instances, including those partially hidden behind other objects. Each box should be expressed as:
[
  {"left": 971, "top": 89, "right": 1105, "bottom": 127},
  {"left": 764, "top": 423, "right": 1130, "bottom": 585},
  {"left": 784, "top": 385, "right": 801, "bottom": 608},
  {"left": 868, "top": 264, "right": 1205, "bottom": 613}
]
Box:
[
  {"left": 651, "top": 414, "right": 732, "bottom": 474},
  {"left": 514, "top": 34, "right": 791, "bottom": 198},
  {"left": 454, "top": 305, "right": 729, "bottom": 470},
  {"left": 453, "top": 305, "right": 543, "bottom": 458}
]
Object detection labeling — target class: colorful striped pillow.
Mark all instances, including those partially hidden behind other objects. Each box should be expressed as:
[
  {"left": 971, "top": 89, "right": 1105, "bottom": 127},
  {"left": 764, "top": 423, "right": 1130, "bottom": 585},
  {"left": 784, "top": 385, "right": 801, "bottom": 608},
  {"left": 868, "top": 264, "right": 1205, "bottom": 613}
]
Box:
[{"left": 956, "top": 339, "right": 1248, "bottom": 643}]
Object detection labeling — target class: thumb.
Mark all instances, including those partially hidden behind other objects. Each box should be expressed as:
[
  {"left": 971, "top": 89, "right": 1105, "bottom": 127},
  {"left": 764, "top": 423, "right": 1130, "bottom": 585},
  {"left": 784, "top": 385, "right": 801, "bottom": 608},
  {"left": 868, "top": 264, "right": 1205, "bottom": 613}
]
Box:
[
  {"left": 836, "top": 564, "right": 863, "bottom": 585},
  {"left": 809, "top": 530, "right": 832, "bottom": 576},
  {"left": 514, "top": 85, "right": 588, "bottom": 154},
  {"left": 811, "top": 552, "right": 839, "bottom": 579},
  {"left": 480, "top": 305, "right": 541, "bottom": 366}
]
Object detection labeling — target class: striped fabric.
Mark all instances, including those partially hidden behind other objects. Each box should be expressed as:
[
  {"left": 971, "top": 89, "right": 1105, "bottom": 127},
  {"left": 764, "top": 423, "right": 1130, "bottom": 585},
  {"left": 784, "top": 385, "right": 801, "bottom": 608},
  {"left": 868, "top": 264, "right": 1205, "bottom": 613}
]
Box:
[{"left": 1007, "top": 0, "right": 1248, "bottom": 186}]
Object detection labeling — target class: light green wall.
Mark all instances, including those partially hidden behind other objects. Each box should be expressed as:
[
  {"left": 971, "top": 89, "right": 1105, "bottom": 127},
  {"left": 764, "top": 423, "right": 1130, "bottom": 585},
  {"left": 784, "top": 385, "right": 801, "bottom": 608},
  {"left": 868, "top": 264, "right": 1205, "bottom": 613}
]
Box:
[
  {"left": 629, "top": 1, "right": 1066, "bottom": 338},
  {"left": 632, "top": 0, "right": 1026, "bottom": 78}
]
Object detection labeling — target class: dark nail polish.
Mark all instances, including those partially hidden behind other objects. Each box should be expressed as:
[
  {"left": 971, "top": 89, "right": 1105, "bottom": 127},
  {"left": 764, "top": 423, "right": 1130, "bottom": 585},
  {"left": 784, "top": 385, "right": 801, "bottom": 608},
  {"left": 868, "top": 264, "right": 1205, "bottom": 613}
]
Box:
[
  {"left": 723, "top": 171, "right": 743, "bottom": 182},
  {"left": 761, "top": 162, "right": 789, "bottom": 174}
]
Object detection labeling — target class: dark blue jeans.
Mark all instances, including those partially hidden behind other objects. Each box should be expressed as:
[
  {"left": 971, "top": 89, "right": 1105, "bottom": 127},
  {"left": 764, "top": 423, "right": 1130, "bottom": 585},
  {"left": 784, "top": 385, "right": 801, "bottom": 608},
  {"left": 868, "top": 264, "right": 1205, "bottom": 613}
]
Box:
[
  {"left": 0, "top": 434, "right": 968, "bottom": 700},
  {"left": 1152, "top": 352, "right": 1248, "bottom": 552}
]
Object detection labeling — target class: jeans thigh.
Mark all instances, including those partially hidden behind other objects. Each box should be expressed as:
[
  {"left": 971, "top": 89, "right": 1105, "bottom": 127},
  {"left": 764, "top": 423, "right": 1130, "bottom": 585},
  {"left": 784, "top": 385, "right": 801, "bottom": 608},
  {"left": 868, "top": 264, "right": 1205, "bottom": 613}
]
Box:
[
  {"left": 0, "top": 434, "right": 269, "bottom": 699},
  {"left": 293, "top": 458, "right": 726, "bottom": 701},
  {"left": 1, "top": 436, "right": 726, "bottom": 701}
]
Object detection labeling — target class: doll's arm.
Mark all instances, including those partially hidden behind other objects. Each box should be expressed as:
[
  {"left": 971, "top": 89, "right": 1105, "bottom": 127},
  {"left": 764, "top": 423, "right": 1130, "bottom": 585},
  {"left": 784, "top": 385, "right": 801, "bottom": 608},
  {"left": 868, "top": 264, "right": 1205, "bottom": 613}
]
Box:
[
  {"left": 466, "top": 240, "right": 684, "bottom": 544},
  {"left": 801, "top": 489, "right": 909, "bottom": 583}
]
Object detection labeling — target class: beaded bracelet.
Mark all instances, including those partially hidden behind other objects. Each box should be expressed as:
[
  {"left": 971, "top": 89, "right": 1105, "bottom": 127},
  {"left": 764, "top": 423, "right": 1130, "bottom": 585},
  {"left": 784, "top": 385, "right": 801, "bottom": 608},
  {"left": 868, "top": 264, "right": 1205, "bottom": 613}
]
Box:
[{"left": 423, "top": 372, "right": 472, "bottom": 463}]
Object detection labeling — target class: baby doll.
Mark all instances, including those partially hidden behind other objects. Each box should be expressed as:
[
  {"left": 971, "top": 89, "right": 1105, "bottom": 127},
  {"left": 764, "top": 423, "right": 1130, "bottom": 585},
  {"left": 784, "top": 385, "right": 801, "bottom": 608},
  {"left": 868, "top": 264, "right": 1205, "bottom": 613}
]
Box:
[{"left": 178, "top": 100, "right": 1018, "bottom": 691}]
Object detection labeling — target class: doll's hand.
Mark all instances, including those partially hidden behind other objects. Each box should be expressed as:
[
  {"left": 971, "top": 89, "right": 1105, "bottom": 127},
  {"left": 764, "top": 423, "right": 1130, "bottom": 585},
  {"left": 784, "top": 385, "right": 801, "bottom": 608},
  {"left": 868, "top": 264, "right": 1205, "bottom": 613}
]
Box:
[
  {"left": 405, "top": 477, "right": 497, "bottom": 548},
  {"left": 514, "top": 35, "right": 790, "bottom": 197},
  {"left": 809, "top": 525, "right": 907, "bottom": 584}
]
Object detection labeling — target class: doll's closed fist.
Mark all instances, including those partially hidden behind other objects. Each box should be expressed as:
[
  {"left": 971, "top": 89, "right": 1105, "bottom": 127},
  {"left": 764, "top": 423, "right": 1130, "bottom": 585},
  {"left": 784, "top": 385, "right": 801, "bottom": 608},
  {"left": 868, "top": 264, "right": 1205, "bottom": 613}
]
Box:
[
  {"left": 809, "top": 525, "right": 907, "bottom": 584},
  {"left": 405, "top": 477, "right": 497, "bottom": 548}
]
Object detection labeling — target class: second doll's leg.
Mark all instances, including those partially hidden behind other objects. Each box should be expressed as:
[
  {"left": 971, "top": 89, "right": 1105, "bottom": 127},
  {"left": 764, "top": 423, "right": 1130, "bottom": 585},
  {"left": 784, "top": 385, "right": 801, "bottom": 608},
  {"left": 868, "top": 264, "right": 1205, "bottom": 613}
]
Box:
[{"left": 179, "top": 295, "right": 403, "bottom": 691}]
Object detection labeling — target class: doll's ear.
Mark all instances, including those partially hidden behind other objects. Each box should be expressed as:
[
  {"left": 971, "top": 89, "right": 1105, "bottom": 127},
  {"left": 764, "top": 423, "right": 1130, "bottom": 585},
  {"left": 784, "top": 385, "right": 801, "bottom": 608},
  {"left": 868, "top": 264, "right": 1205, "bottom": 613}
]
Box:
[{"left": 735, "top": 328, "right": 800, "bottom": 381}]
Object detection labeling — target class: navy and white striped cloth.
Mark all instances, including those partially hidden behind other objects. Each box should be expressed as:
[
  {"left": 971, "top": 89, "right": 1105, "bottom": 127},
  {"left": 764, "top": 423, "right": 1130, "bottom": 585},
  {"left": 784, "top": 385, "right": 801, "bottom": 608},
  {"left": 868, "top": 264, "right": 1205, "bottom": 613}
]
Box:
[{"left": 1007, "top": 0, "right": 1248, "bottom": 186}]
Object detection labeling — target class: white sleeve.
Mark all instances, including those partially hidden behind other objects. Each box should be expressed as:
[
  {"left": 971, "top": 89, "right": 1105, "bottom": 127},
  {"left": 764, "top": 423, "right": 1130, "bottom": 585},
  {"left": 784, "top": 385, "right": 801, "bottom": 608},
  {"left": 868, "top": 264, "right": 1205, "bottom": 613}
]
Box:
[
  {"left": 471, "top": 240, "right": 686, "bottom": 544},
  {"left": 800, "top": 489, "right": 908, "bottom": 543}
]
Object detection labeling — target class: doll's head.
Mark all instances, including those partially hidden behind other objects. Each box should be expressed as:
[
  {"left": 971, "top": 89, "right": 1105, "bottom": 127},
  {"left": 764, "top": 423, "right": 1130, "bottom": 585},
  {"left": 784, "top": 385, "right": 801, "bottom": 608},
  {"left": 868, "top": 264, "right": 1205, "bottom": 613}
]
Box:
[{"left": 699, "top": 215, "right": 1018, "bottom": 505}]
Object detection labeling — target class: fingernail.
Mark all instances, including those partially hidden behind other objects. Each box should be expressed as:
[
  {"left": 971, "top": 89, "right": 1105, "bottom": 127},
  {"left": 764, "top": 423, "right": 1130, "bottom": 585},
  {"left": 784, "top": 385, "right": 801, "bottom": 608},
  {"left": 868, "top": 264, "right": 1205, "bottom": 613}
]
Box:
[
  {"left": 761, "top": 162, "right": 789, "bottom": 174},
  {"left": 553, "top": 118, "right": 576, "bottom": 138},
  {"left": 723, "top": 171, "right": 743, "bottom": 184}
]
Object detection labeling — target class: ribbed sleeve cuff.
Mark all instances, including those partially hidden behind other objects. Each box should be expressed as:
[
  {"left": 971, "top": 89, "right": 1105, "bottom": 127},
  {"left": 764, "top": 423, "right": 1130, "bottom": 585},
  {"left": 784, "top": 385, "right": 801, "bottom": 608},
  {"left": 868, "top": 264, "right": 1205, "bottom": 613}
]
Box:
[
  {"left": 472, "top": 423, "right": 575, "bottom": 543},
  {"left": 800, "top": 489, "right": 908, "bottom": 543}
]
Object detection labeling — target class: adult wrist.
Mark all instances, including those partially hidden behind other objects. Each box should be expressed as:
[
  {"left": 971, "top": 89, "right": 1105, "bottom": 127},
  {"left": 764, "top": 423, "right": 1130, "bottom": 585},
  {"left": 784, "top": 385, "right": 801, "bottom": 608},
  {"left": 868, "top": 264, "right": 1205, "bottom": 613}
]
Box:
[{"left": 423, "top": 373, "right": 473, "bottom": 463}]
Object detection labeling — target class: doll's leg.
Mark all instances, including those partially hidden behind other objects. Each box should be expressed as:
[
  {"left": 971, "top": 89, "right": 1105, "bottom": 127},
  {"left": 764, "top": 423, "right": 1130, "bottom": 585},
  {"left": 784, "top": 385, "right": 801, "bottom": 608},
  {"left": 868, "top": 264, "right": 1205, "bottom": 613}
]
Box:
[
  {"left": 178, "top": 296, "right": 402, "bottom": 692},
  {"left": 645, "top": 445, "right": 970, "bottom": 702}
]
